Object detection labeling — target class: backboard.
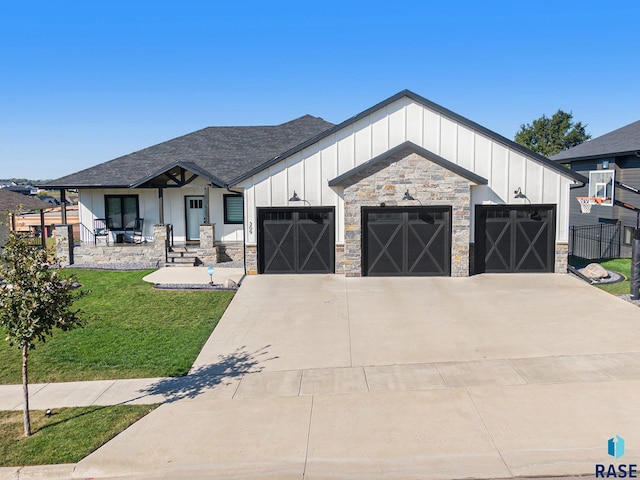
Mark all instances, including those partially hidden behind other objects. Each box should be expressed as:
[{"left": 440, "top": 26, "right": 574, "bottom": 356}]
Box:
[{"left": 588, "top": 169, "right": 615, "bottom": 206}]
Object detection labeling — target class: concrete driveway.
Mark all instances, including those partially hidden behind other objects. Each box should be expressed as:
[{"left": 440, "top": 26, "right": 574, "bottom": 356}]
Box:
[{"left": 73, "top": 274, "right": 640, "bottom": 479}]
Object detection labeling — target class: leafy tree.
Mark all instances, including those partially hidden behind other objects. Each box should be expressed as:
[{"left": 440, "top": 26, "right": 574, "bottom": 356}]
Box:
[
  {"left": 515, "top": 110, "right": 591, "bottom": 157},
  {"left": 0, "top": 231, "right": 88, "bottom": 436}
]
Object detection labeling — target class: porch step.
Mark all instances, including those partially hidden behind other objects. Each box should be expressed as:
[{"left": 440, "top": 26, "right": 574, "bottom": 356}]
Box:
[{"left": 166, "top": 247, "right": 198, "bottom": 267}]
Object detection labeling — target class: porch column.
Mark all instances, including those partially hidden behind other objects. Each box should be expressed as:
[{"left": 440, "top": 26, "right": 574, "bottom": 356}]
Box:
[
  {"left": 60, "top": 189, "right": 67, "bottom": 225},
  {"left": 55, "top": 224, "right": 74, "bottom": 266},
  {"left": 39, "top": 209, "right": 46, "bottom": 249},
  {"left": 203, "top": 186, "right": 210, "bottom": 224},
  {"left": 158, "top": 187, "right": 164, "bottom": 225}
]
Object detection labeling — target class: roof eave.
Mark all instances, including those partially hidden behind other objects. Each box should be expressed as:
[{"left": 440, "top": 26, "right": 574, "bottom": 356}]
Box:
[
  {"left": 554, "top": 150, "right": 640, "bottom": 163},
  {"left": 38, "top": 183, "right": 130, "bottom": 189}
]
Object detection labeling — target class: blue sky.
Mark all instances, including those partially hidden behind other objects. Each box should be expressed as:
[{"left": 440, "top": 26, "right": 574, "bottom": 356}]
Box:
[{"left": 1, "top": 0, "right": 639, "bottom": 180}]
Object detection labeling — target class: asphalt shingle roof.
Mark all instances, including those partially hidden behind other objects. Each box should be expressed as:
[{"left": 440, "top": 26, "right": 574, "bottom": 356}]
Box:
[
  {"left": 552, "top": 120, "right": 640, "bottom": 161},
  {"left": 0, "top": 189, "right": 49, "bottom": 213},
  {"left": 43, "top": 115, "right": 334, "bottom": 188}
]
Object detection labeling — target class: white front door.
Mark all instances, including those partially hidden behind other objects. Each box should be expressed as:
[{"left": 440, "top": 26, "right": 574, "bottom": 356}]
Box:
[{"left": 185, "top": 196, "right": 205, "bottom": 241}]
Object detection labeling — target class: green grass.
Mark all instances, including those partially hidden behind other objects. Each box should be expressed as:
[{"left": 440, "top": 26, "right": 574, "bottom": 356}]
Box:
[
  {"left": 0, "top": 269, "right": 235, "bottom": 384},
  {"left": 0, "top": 405, "right": 158, "bottom": 466},
  {"left": 570, "top": 257, "right": 631, "bottom": 295}
]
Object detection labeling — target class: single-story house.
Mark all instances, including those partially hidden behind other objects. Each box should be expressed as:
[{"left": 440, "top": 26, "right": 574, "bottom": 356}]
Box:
[
  {"left": 44, "top": 90, "right": 586, "bottom": 275},
  {"left": 552, "top": 119, "right": 640, "bottom": 258}
]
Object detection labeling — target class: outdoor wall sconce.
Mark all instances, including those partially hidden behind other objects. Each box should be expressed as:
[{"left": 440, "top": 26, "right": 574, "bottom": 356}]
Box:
[
  {"left": 289, "top": 191, "right": 301, "bottom": 202},
  {"left": 514, "top": 187, "right": 532, "bottom": 204},
  {"left": 402, "top": 190, "right": 423, "bottom": 206},
  {"left": 288, "top": 191, "right": 311, "bottom": 207}
]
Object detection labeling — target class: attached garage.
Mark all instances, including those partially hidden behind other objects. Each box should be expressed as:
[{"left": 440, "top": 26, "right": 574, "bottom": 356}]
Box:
[
  {"left": 233, "top": 90, "right": 587, "bottom": 276},
  {"left": 362, "top": 206, "right": 451, "bottom": 276},
  {"left": 474, "top": 205, "right": 556, "bottom": 273},
  {"left": 258, "top": 207, "right": 335, "bottom": 274}
]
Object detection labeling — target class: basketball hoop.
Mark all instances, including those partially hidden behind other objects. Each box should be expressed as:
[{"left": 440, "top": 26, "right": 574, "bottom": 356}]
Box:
[
  {"left": 577, "top": 197, "right": 593, "bottom": 213},
  {"left": 577, "top": 196, "right": 611, "bottom": 213}
]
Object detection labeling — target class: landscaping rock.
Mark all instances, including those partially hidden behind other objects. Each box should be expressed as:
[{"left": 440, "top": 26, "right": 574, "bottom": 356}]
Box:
[
  {"left": 224, "top": 279, "right": 238, "bottom": 290},
  {"left": 580, "top": 263, "right": 609, "bottom": 279}
]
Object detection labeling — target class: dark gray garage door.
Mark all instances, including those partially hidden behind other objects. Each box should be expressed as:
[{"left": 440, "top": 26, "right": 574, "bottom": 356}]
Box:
[
  {"left": 258, "top": 208, "right": 335, "bottom": 274},
  {"left": 362, "top": 206, "right": 451, "bottom": 276},
  {"left": 475, "top": 205, "right": 556, "bottom": 273}
]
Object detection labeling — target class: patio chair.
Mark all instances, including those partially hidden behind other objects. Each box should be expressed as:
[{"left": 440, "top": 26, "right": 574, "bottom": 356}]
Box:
[
  {"left": 94, "top": 218, "right": 109, "bottom": 245},
  {"left": 129, "top": 217, "right": 144, "bottom": 243}
]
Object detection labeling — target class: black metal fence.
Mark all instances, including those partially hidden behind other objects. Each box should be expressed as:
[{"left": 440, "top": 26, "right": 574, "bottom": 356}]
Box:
[{"left": 569, "top": 222, "right": 621, "bottom": 259}]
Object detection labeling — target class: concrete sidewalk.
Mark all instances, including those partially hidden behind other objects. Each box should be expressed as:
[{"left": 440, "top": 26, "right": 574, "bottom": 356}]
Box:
[
  {"left": 2, "top": 274, "right": 640, "bottom": 479},
  {"left": 142, "top": 266, "right": 245, "bottom": 286},
  {"left": 0, "top": 378, "right": 168, "bottom": 411}
]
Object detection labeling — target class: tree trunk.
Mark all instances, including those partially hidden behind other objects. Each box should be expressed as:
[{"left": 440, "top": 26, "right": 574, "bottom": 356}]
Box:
[{"left": 22, "top": 345, "right": 31, "bottom": 437}]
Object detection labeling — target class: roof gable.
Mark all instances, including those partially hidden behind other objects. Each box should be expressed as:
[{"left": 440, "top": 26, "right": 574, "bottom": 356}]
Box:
[
  {"left": 129, "top": 161, "right": 226, "bottom": 188},
  {"left": 229, "top": 90, "right": 586, "bottom": 185},
  {"left": 552, "top": 119, "right": 640, "bottom": 161},
  {"left": 328, "top": 141, "right": 487, "bottom": 187}
]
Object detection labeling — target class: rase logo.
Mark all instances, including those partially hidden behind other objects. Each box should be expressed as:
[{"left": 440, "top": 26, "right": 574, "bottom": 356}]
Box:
[
  {"left": 610, "top": 436, "right": 626, "bottom": 460},
  {"left": 596, "top": 436, "right": 637, "bottom": 478}
]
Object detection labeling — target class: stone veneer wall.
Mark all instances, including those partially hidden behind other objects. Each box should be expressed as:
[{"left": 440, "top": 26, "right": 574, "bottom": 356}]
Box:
[
  {"left": 342, "top": 148, "right": 473, "bottom": 277},
  {"left": 194, "top": 224, "right": 217, "bottom": 266},
  {"left": 335, "top": 244, "right": 345, "bottom": 274},
  {"left": 71, "top": 244, "right": 164, "bottom": 269},
  {"left": 55, "top": 224, "right": 75, "bottom": 267},
  {"left": 57, "top": 223, "right": 237, "bottom": 269},
  {"left": 217, "top": 242, "right": 245, "bottom": 263},
  {"left": 555, "top": 242, "right": 568, "bottom": 273},
  {"left": 245, "top": 245, "right": 258, "bottom": 274}
]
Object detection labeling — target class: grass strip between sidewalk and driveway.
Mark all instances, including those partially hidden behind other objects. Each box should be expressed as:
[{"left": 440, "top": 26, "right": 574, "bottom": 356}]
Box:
[
  {"left": 0, "top": 405, "right": 159, "bottom": 466},
  {"left": 0, "top": 269, "right": 235, "bottom": 384}
]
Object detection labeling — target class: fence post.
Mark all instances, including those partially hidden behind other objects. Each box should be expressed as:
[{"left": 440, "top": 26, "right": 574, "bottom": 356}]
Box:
[
  {"left": 599, "top": 223, "right": 603, "bottom": 259},
  {"left": 570, "top": 226, "right": 575, "bottom": 256},
  {"left": 631, "top": 228, "right": 640, "bottom": 300}
]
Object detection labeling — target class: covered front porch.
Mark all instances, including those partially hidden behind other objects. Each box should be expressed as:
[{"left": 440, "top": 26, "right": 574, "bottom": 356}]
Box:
[{"left": 53, "top": 163, "right": 245, "bottom": 269}]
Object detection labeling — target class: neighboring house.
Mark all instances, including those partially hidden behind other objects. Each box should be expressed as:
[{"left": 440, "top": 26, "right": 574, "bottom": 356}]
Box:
[
  {"left": 13, "top": 206, "right": 80, "bottom": 239},
  {"left": 0, "top": 188, "right": 50, "bottom": 247},
  {"left": 43, "top": 90, "right": 586, "bottom": 275},
  {"left": 552, "top": 120, "right": 640, "bottom": 258},
  {"left": 6, "top": 185, "right": 38, "bottom": 196}
]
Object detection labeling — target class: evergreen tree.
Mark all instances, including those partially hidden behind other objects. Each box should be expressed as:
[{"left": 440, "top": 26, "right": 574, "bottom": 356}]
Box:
[{"left": 515, "top": 110, "right": 591, "bottom": 157}]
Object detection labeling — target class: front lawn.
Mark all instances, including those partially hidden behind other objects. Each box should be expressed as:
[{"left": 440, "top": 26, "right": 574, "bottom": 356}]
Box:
[
  {"left": 0, "top": 269, "right": 235, "bottom": 384},
  {"left": 0, "top": 405, "right": 158, "bottom": 466}
]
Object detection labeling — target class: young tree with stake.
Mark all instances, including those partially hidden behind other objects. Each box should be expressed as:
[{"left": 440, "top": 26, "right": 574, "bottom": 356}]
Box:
[{"left": 0, "top": 231, "right": 87, "bottom": 436}]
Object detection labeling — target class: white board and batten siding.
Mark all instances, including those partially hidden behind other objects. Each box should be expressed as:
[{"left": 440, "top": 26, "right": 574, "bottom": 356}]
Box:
[
  {"left": 78, "top": 181, "right": 244, "bottom": 244},
  {"left": 239, "top": 96, "right": 577, "bottom": 244}
]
